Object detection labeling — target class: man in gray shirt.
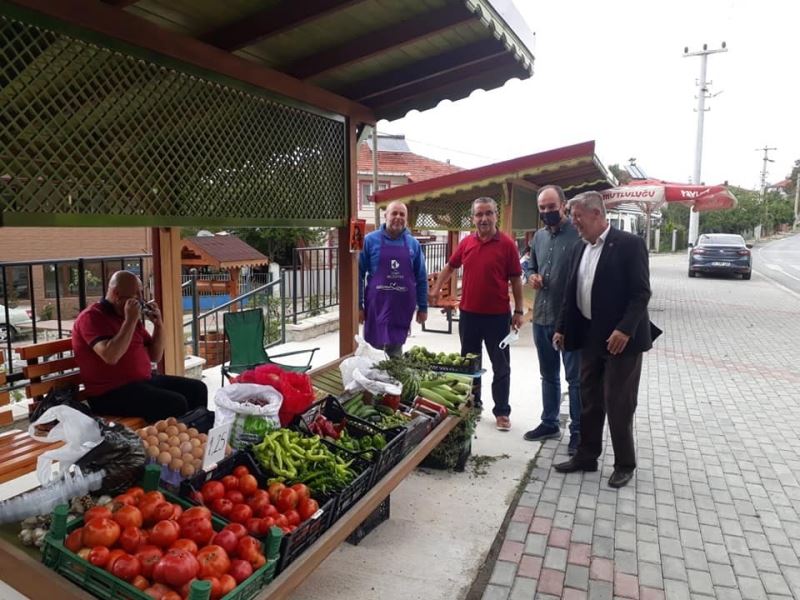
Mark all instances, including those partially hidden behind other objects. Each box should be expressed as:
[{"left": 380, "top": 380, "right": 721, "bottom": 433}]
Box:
[{"left": 523, "top": 185, "right": 582, "bottom": 455}]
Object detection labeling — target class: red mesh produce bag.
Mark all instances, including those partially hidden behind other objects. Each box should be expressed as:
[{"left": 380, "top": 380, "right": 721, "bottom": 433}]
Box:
[{"left": 235, "top": 364, "right": 314, "bottom": 426}]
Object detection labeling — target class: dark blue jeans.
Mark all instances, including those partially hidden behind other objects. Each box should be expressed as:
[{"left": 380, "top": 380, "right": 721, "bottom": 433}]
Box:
[
  {"left": 458, "top": 310, "right": 511, "bottom": 417},
  {"left": 533, "top": 323, "right": 581, "bottom": 435}
]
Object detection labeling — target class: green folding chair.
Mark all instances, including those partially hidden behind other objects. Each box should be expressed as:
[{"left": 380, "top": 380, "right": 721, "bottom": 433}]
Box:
[{"left": 221, "top": 309, "right": 319, "bottom": 385}]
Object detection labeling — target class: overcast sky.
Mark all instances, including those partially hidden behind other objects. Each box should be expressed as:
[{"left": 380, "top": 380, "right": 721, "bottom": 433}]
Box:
[{"left": 379, "top": 0, "right": 798, "bottom": 190}]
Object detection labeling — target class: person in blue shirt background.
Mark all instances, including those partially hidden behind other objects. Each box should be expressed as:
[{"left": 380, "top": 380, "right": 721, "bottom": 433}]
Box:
[{"left": 358, "top": 201, "right": 428, "bottom": 357}]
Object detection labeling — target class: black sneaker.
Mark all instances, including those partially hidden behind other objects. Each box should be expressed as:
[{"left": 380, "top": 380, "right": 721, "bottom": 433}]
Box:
[
  {"left": 523, "top": 424, "right": 560, "bottom": 442},
  {"left": 568, "top": 434, "right": 581, "bottom": 456}
]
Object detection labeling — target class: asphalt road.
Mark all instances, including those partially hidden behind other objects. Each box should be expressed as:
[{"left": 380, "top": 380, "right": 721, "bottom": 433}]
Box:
[{"left": 754, "top": 232, "right": 800, "bottom": 296}]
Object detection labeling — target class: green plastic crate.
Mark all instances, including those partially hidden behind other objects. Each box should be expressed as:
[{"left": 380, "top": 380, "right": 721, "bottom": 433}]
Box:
[{"left": 41, "top": 464, "right": 282, "bottom": 600}]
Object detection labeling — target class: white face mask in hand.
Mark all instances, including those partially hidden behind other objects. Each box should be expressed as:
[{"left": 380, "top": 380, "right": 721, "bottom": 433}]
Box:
[{"left": 499, "top": 329, "right": 520, "bottom": 350}]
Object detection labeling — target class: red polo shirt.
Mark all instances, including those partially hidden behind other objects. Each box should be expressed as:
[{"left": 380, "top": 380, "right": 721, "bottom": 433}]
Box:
[
  {"left": 72, "top": 299, "right": 153, "bottom": 396},
  {"left": 449, "top": 231, "right": 522, "bottom": 315}
]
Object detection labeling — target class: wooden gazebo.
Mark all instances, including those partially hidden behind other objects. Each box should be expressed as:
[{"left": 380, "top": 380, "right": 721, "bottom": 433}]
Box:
[{"left": 181, "top": 235, "right": 269, "bottom": 301}]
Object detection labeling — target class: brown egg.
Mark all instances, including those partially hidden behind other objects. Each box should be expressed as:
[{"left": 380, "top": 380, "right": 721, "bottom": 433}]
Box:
[
  {"left": 177, "top": 432, "right": 190, "bottom": 443},
  {"left": 169, "top": 457, "right": 183, "bottom": 472},
  {"left": 190, "top": 438, "right": 202, "bottom": 448},
  {"left": 147, "top": 435, "right": 160, "bottom": 448},
  {"left": 157, "top": 451, "right": 172, "bottom": 465},
  {"left": 198, "top": 433, "right": 208, "bottom": 444},
  {"left": 144, "top": 426, "right": 158, "bottom": 437},
  {"left": 191, "top": 446, "right": 205, "bottom": 459},
  {"left": 169, "top": 446, "right": 182, "bottom": 459},
  {"left": 176, "top": 423, "right": 188, "bottom": 433},
  {"left": 157, "top": 432, "right": 169, "bottom": 443},
  {"left": 167, "top": 435, "right": 181, "bottom": 448},
  {"left": 181, "top": 463, "right": 196, "bottom": 478},
  {"left": 182, "top": 453, "right": 195, "bottom": 465},
  {"left": 179, "top": 441, "right": 193, "bottom": 455},
  {"left": 155, "top": 421, "right": 167, "bottom": 432},
  {"left": 158, "top": 442, "right": 171, "bottom": 452},
  {"left": 166, "top": 417, "right": 178, "bottom": 426},
  {"left": 146, "top": 445, "right": 160, "bottom": 458},
  {"left": 187, "top": 428, "right": 199, "bottom": 438}
]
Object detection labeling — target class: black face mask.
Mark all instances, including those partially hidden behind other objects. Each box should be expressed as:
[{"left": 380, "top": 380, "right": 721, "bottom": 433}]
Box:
[{"left": 540, "top": 211, "right": 561, "bottom": 227}]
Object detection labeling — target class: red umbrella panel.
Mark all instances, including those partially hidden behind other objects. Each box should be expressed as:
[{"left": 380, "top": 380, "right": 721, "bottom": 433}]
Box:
[{"left": 601, "top": 180, "right": 737, "bottom": 213}]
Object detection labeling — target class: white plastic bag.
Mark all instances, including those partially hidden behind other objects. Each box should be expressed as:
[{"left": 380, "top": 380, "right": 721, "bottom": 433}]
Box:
[
  {"left": 214, "top": 384, "right": 283, "bottom": 449},
  {"left": 339, "top": 335, "right": 402, "bottom": 396},
  {"left": 28, "top": 406, "right": 104, "bottom": 485}
]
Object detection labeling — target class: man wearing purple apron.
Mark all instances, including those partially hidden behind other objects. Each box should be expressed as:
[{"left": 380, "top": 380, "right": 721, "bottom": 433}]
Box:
[{"left": 358, "top": 201, "right": 428, "bottom": 356}]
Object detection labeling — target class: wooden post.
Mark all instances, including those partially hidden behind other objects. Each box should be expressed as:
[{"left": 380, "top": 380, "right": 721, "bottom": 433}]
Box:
[
  {"left": 338, "top": 119, "right": 360, "bottom": 356},
  {"left": 229, "top": 267, "right": 241, "bottom": 310},
  {"left": 152, "top": 227, "right": 184, "bottom": 376},
  {"left": 446, "top": 230, "right": 460, "bottom": 294},
  {"left": 499, "top": 182, "right": 514, "bottom": 236}
]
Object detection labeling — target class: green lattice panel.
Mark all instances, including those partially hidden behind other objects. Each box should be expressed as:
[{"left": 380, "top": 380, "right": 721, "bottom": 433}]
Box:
[
  {"left": 0, "top": 14, "right": 347, "bottom": 227},
  {"left": 411, "top": 195, "right": 503, "bottom": 231}
]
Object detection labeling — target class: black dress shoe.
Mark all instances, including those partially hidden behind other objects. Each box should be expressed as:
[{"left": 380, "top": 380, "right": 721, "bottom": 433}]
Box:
[
  {"left": 608, "top": 469, "right": 634, "bottom": 488},
  {"left": 553, "top": 458, "right": 598, "bottom": 473}
]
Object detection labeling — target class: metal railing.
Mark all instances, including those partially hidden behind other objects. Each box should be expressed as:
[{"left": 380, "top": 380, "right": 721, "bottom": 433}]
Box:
[
  {"left": 0, "top": 254, "right": 151, "bottom": 377},
  {"left": 288, "top": 245, "right": 339, "bottom": 323},
  {"left": 421, "top": 242, "right": 447, "bottom": 274}
]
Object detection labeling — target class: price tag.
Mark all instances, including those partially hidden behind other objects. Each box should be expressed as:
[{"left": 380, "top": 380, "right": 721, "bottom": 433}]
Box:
[{"left": 202, "top": 422, "right": 233, "bottom": 471}]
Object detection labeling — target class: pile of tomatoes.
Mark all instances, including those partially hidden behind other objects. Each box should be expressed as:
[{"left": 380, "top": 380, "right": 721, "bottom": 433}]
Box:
[
  {"left": 63, "top": 485, "right": 270, "bottom": 600},
  {"left": 191, "top": 464, "right": 319, "bottom": 536}
]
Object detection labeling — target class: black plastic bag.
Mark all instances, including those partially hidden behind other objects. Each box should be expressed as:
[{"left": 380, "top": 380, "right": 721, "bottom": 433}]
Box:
[
  {"left": 74, "top": 420, "right": 146, "bottom": 496},
  {"left": 178, "top": 406, "right": 215, "bottom": 435},
  {"left": 30, "top": 386, "right": 92, "bottom": 424}
]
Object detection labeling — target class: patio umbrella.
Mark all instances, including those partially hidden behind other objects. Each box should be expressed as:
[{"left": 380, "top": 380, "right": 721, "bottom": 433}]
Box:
[{"left": 600, "top": 179, "right": 737, "bottom": 248}]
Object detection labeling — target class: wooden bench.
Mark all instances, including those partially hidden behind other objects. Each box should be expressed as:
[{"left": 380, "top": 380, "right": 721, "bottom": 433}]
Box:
[
  {"left": 0, "top": 350, "right": 11, "bottom": 426},
  {"left": 0, "top": 339, "right": 146, "bottom": 484},
  {"left": 423, "top": 272, "right": 460, "bottom": 334}
]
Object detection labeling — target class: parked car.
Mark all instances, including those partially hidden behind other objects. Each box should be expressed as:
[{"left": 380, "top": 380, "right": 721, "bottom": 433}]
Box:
[
  {"left": 0, "top": 304, "right": 33, "bottom": 341},
  {"left": 688, "top": 233, "right": 752, "bottom": 279}
]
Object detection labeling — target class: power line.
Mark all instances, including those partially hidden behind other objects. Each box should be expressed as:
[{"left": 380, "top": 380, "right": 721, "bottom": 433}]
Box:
[{"left": 401, "top": 137, "right": 501, "bottom": 163}]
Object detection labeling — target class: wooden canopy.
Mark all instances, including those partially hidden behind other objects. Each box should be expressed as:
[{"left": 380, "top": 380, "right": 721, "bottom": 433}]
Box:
[{"left": 181, "top": 235, "right": 269, "bottom": 270}]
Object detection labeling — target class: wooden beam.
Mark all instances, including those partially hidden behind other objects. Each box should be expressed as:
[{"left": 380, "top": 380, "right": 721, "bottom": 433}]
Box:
[
  {"left": 364, "top": 53, "right": 516, "bottom": 109},
  {"left": 7, "top": 0, "right": 375, "bottom": 124},
  {"left": 100, "top": 0, "right": 138, "bottom": 7},
  {"left": 338, "top": 118, "right": 359, "bottom": 357},
  {"left": 201, "top": 0, "right": 364, "bottom": 52},
  {"left": 288, "top": 4, "right": 472, "bottom": 80},
  {"left": 154, "top": 227, "right": 184, "bottom": 376},
  {"left": 499, "top": 182, "right": 513, "bottom": 235},
  {"left": 346, "top": 39, "right": 505, "bottom": 102}
]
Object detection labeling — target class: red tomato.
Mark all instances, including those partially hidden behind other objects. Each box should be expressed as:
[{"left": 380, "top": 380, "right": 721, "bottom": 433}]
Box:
[
  {"left": 84, "top": 506, "right": 113, "bottom": 522},
  {"left": 179, "top": 506, "right": 212, "bottom": 528},
  {"left": 223, "top": 522, "right": 248, "bottom": 539},
  {"left": 152, "top": 549, "right": 200, "bottom": 588},
  {"left": 169, "top": 504, "right": 183, "bottom": 521},
  {"left": 250, "top": 553, "right": 266, "bottom": 569},
  {"left": 221, "top": 475, "right": 239, "bottom": 491},
  {"left": 235, "top": 536, "right": 262, "bottom": 563},
  {"left": 290, "top": 483, "right": 310, "bottom": 503},
  {"left": 140, "top": 490, "right": 165, "bottom": 505},
  {"left": 169, "top": 537, "right": 199, "bottom": 555},
  {"left": 259, "top": 504, "right": 279, "bottom": 519},
  {"left": 143, "top": 582, "right": 172, "bottom": 599},
  {"left": 119, "top": 526, "right": 148, "bottom": 554},
  {"left": 245, "top": 518, "right": 262, "bottom": 536},
  {"left": 139, "top": 495, "right": 166, "bottom": 524},
  {"left": 135, "top": 544, "right": 164, "bottom": 579},
  {"left": 256, "top": 518, "right": 273, "bottom": 536},
  {"left": 238, "top": 474, "right": 258, "bottom": 496},
  {"left": 201, "top": 576, "right": 223, "bottom": 600},
  {"left": 228, "top": 558, "right": 253, "bottom": 584},
  {"left": 267, "top": 482, "right": 285, "bottom": 504},
  {"left": 232, "top": 465, "right": 250, "bottom": 478},
  {"left": 211, "top": 529, "right": 238, "bottom": 555},
  {"left": 113, "top": 505, "right": 144, "bottom": 529},
  {"left": 201, "top": 481, "right": 225, "bottom": 504},
  {"left": 246, "top": 490, "right": 271, "bottom": 513},
  {"left": 224, "top": 490, "right": 244, "bottom": 505},
  {"left": 105, "top": 549, "right": 127, "bottom": 572},
  {"left": 218, "top": 574, "right": 236, "bottom": 596},
  {"left": 126, "top": 486, "right": 145, "bottom": 502},
  {"left": 162, "top": 591, "right": 182, "bottom": 600},
  {"left": 211, "top": 498, "right": 234, "bottom": 518},
  {"left": 298, "top": 498, "right": 320, "bottom": 521},
  {"left": 152, "top": 502, "right": 175, "bottom": 523},
  {"left": 82, "top": 517, "right": 121, "bottom": 548},
  {"left": 180, "top": 517, "right": 215, "bottom": 546},
  {"left": 64, "top": 528, "right": 84, "bottom": 553},
  {"left": 111, "top": 553, "right": 142, "bottom": 582},
  {"left": 112, "top": 494, "right": 137, "bottom": 508},
  {"left": 149, "top": 519, "right": 181, "bottom": 548},
  {"left": 229, "top": 503, "right": 253, "bottom": 524},
  {"left": 131, "top": 574, "right": 149, "bottom": 590},
  {"left": 88, "top": 545, "right": 110, "bottom": 568},
  {"left": 284, "top": 509, "right": 301, "bottom": 527},
  {"left": 196, "top": 544, "right": 231, "bottom": 579},
  {"left": 276, "top": 488, "right": 298, "bottom": 513},
  {"left": 273, "top": 514, "right": 289, "bottom": 529}
]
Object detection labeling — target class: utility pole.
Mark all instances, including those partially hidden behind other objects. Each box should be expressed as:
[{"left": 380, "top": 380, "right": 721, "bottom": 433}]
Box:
[
  {"left": 794, "top": 172, "right": 799, "bottom": 231},
  {"left": 757, "top": 145, "right": 776, "bottom": 235},
  {"left": 683, "top": 42, "right": 727, "bottom": 248}
]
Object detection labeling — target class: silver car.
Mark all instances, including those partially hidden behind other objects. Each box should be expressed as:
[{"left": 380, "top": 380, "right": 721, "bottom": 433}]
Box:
[{"left": 0, "top": 304, "right": 33, "bottom": 341}]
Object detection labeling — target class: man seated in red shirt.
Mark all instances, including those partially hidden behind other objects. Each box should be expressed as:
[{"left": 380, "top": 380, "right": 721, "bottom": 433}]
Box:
[{"left": 72, "top": 270, "right": 207, "bottom": 422}]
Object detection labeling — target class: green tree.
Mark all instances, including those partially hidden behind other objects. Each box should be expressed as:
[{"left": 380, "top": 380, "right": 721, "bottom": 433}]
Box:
[{"left": 608, "top": 164, "right": 632, "bottom": 185}]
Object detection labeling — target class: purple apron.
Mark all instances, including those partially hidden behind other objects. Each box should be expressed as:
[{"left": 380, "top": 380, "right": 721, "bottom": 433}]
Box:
[{"left": 364, "top": 235, "right": 417, "bottom": 347}]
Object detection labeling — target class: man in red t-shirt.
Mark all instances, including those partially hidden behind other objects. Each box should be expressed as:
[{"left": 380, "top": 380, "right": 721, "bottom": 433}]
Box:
[
  {"left": 72, "top": 270, "right": 206, "bottom": 421},
  {"left": 430, "top": 197, "right": 524, "bottom": 431}
]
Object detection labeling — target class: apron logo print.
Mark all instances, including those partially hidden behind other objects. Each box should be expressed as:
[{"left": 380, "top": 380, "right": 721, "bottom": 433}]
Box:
[{"left": 390, "top": 259, "right": 399, "bottom": 270}]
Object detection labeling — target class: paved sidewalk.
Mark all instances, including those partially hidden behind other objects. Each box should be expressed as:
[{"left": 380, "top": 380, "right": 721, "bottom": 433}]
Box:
[{"left": 482, "top": 252, "right": 800, "bottom": 600}]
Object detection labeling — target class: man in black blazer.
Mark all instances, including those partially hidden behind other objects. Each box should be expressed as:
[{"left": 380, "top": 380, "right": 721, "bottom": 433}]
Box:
[{"left": 552, "top": 191, "right": 659, "bottom": 488}]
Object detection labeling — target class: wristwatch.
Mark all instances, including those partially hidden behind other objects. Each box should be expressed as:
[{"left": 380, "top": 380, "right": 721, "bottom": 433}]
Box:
[{"left": 513, "top": 309, "right": 524, "bottom": 315}]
